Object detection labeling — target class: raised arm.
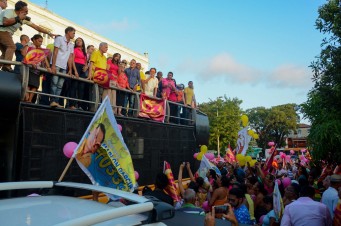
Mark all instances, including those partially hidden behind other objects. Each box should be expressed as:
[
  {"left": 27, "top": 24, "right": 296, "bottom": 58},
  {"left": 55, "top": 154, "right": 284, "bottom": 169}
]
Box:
[
  {"left": 186, "top": 162, "right": 196, "bottom": 182},
  {"left": 178, "top": 163, "right": 186, "bottom": 197}
]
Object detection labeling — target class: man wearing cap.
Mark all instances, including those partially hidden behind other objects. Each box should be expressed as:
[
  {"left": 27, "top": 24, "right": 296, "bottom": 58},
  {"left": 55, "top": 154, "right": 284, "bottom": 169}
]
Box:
[{"left": 321, "top": 174, "right": 341, "bottom": 219}]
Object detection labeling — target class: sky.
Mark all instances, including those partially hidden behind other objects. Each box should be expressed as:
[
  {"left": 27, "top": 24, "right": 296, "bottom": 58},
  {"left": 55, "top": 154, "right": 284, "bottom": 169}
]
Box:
[{"left": 30, "top": 0, "right": 326, "bottom": 116}]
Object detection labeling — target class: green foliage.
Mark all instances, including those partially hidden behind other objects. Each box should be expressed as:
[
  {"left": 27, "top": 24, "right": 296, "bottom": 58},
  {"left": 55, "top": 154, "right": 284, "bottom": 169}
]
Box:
[
  {"left": 198, "top": 96, "right": 242, "bottom": 153},
  {"left": 302, "top": 0, "right": 341, "bottom": 163},
  {"left": 246, "top": 104, "right": 299, "bottom": 150}
]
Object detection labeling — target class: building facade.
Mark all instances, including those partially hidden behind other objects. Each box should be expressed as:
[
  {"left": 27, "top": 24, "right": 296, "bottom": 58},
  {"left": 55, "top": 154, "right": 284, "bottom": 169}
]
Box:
[
  {"left": 7, "top": 0, "right": 149, "bottom": 70},
  {"left": 286, "top": 123, "right": 311, "bottom": 149}
]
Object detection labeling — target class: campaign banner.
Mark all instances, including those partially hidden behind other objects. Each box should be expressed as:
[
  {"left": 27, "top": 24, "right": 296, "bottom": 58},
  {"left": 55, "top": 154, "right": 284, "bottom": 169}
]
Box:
[
  {"left": 23, "top": 47, "right": 50, "bottom": 65},
  {"left": 236, "top": 127, "right": 252, "bottom": 155},
  {"left": 73, "top": 96, "right": 136, "bottom": 192},
  {"left": 198, "top": 155, "right": 221, "bottom": 179},
  {"left": 163, "top": 161, "right": 180, "bottom": 202},
  {"left": 93, "top": 68, "right": 114, "bottom": 88},
  {"left": 139, "top": 94, "right": 166, "bottom": 122}
]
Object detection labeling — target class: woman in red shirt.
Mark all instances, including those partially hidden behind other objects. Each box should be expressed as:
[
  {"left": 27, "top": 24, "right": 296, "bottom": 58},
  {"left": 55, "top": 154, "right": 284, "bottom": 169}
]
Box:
[{"left": 116, "top": 63, "right": 132, "bottom": 116}]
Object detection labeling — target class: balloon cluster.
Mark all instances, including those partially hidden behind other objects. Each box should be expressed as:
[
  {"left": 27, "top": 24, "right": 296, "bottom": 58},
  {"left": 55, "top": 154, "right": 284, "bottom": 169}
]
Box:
[
  {"left": 241, "top": 115, "right": 259, "bottom": 139},
  {"left": 236, "top": 154, "right": 257, "bottom": 167},
  {"left": 193, "top": 145, "right": 211, "bottom": 161}
]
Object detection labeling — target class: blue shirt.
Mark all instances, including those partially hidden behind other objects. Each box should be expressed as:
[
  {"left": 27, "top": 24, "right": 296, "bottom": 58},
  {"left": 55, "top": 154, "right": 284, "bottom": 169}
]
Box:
[
  {"left": 234, "top": 204, "right": 252, "bottom": 225},
  {"left": 124, "top": 67, "right": 140, "bottom": 89},
  {"left": 14, "top": 43, "right": 24, "bottom": 73}
]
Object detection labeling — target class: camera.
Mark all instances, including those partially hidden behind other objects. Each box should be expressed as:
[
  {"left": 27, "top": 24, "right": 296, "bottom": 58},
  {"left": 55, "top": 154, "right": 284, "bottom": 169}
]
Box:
[
  {"left": 25, "top": 16, "right": 31, "bottom": 21},
  {"left": 214, "top": 205, "right": 229, "bottom": 214}
]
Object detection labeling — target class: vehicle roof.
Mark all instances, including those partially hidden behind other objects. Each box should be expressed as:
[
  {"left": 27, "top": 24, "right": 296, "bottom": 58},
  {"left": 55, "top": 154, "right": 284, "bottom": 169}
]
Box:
[{"left": 0, "top": 195, "right": 149, "bottom": 226}]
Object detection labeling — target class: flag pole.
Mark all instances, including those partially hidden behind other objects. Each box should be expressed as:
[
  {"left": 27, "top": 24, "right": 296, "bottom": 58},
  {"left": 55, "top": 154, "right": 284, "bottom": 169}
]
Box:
[{"left": 58, "top": 157, "right": 74, "bottom": 182}]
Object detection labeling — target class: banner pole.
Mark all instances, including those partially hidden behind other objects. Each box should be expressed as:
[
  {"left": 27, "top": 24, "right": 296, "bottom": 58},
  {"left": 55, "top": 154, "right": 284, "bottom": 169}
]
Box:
[{"left": 58, "top": 157, "right": 74, "bottom": 182}]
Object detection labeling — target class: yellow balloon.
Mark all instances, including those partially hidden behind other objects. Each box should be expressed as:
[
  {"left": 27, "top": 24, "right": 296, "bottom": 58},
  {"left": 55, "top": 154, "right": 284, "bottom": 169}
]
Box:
[
  {"left": 245, "top": 156, "right": 252, "bottom": 163},
  {"left": 253, "top": 134, "right": 259, "bottom": 139},
  {"left": 247, "top": 130, "right": 255, "bottom": 136},
  {"left": 250, "top": 160, "right": 257, "bottom": 167},
  {"left": 200, "top": 145, "right": 208, "bottom": 153},
  {"left": 241, "top": 115, "right": 249, "bottom": 127},
  {"left": 197, "top": 153, "right": 203, "bottom": 160},
  {"left": 236, "top": 154, "right": 243, "bottom": 161},
  {"left": 239, "top": 159, "right": 246, "bottom": 166}
]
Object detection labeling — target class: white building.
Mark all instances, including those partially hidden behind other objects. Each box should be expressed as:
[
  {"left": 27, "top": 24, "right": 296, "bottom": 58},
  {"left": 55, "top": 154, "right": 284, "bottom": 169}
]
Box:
[{"left": 7, "top": 0, "right": 149, "bottom": 70}]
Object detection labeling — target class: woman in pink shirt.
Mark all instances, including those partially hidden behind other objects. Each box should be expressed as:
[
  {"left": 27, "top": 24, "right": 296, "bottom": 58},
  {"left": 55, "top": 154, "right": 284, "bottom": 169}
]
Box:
[
  {"left": 162, "top": 72, "right": 178, "bottom": 123},
  {"left": 104, "top": 53, "right": 120, "bottom": 114},
  {"left": 69, "top": 37, "right": 87, "bottom": 110}
]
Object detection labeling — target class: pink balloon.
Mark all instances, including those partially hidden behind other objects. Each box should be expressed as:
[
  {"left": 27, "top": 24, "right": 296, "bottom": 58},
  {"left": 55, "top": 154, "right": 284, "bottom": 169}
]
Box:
[
  {"left": 280, "top": 152, "right": 286, "bottom": 159},
  {"left": 117, "top": 124, "right": 122, "bottom": 132},
  {"left": 301, "top": 149, "right": 306, "bottom": 153},
  {"left": 285, "top": 155, "right": 291, "bottom": 162},
  {"left": 134, "top": 171, "right": 139, "bottom": 180},
  {"left": 193, "top": 153, "right": 198, "bottom": 159},
  {"left": 282, "top": 177, "right": 291, "bottom": 188},
  {"left": 205, "top": 153, "right": 215, "bottom": 160},
  {"left": 63, "top": 142, "right": 78, "bottom": 158},
  {"left": 268, "top": 141, "right": 275, "bottom": 147},
  {"left": 290, "top": 150, "right": 295, "bottom": 155}
]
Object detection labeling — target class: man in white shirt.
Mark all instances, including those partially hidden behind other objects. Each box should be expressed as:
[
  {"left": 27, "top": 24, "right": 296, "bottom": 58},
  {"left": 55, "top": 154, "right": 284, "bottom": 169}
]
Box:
[
  {"left": 0, "top": 0, "right": 7, "bottom": 12},
  {"left": 143, "top": 68, "right": 158, "bottom": 97},
  {"left": 321, "top": 174, "right": 341, "bottom": 219},
  {"left": 276, "top": 163, "right": 287, "bottom": 178},
  {"left": 0, "top": 1, "right": 54, "bottom": 72},
  {"left": 49, "top": 26, "right": 75, "bottom": 107}
]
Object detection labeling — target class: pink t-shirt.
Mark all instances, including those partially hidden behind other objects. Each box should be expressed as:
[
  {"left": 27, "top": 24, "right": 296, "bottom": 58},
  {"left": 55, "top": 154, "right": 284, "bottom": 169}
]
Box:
[
  {"left": 162, "top": 78, "right": 177, "bottom": 101},
  {"left": 107, "top": 60, "right": 119, "bottom": 75},
  {"left": 74, "top": 48, "right": 86, "bottom": 65}
]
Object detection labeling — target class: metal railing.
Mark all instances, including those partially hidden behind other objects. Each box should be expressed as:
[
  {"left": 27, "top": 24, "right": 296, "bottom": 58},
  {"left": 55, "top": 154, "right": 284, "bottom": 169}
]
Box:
[{"left": 0, "top": 59, "right": 197, "bottom": 125}]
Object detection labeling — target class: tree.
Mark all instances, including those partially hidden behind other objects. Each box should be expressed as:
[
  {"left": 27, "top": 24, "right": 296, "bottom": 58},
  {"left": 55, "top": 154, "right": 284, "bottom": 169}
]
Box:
[
  {"left": 198, "top": 96, "right": 242, "bottom": 154},
  {"left": 246, "top": 104, "right": 299, "bottom": 150},
  {"left": 301, "top": 0, "right": 341, "bottom": 163}
]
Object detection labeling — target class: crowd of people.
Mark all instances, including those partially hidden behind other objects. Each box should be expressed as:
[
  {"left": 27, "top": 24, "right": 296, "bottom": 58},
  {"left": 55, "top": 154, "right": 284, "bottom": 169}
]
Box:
[
  {"left": 0, "top": 1, "right": 197, "bottom": 123},
  {"left": 139, "top": 155, "right": 341, "bottom": 226}
]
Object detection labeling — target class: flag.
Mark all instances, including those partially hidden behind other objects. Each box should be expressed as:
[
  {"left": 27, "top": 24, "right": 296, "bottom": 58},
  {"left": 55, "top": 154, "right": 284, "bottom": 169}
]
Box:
[
  {"left": 23, "top": 47, "right": 50, "bottom": 65},
  {"left": 139, "top": 94, "right": 166, "bottom": 122},
  {"left": 198, "top": 155, "right": 221, "bottom": 178},
  {"left": 273, "top": 181, "right": 284, "bottom": 220},
  {"left": 163, "top": 161, "right": 180, "bottom": 202},
  {"left": 235, "top": 127, "right": 252, "bottom": 155},
  {"left": 93, "top": 68, "right": 115, "bottom": 88},
  {"left": 73, "top": 96, "right": 136, "bottom": 193},
  {"left": 225, "top": 143, "right": 236, "bottom": 163}
]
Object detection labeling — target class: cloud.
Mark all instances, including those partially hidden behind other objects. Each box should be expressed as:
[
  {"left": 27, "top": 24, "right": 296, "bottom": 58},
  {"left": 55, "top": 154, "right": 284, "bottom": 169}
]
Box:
[
  {"left": 176, "top": 52, "right": 312, "bottom": 89},
  {"left": 268, "top": 64, "right": 313, "bottom": 88},
  {"left": 199, "top": 53, "right": 262, "bottom": 84},
  {"left": 84, "top": 18, "right": 136, "bottom": 32}
]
